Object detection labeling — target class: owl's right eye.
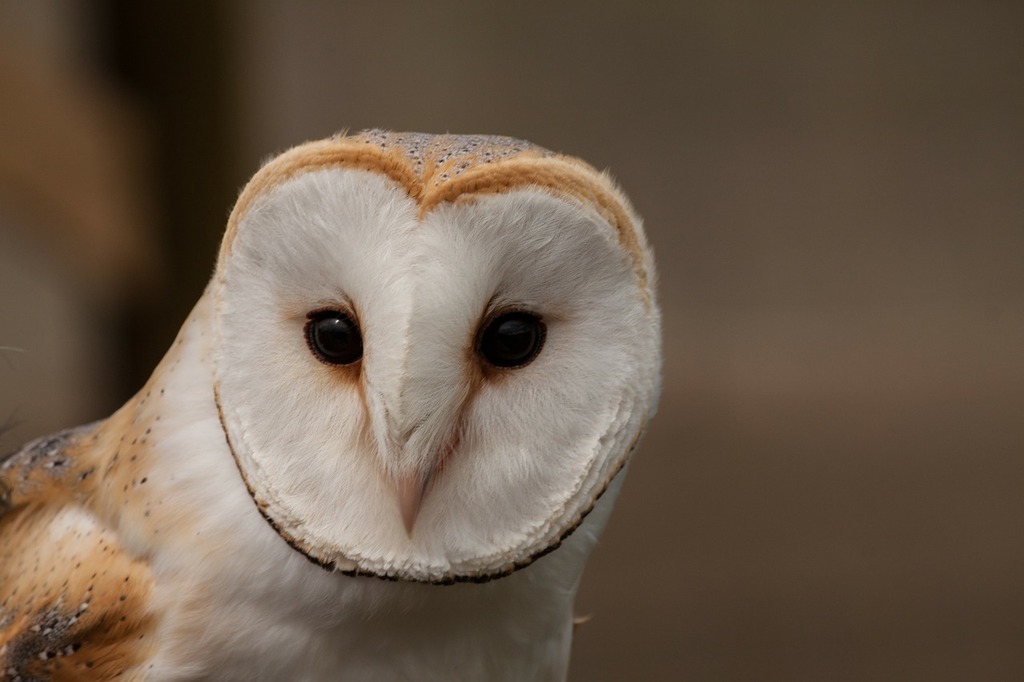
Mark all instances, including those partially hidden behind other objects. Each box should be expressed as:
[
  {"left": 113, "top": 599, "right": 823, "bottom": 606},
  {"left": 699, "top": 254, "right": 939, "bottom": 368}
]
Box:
[{"left": 305, "top": 310, "right": 363, "bottom": 366}]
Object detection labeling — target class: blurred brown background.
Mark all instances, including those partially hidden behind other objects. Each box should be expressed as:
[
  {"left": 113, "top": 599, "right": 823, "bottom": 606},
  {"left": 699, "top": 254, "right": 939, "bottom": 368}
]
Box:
[{"left": 1, "top": 2, "right": 1022, "bottom": 680}]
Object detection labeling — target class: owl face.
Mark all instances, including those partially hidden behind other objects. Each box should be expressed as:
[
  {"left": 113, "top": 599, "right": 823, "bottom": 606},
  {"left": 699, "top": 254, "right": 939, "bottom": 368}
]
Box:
[{"left": 211, "top": 132, "right": 659, "bottom": 583}]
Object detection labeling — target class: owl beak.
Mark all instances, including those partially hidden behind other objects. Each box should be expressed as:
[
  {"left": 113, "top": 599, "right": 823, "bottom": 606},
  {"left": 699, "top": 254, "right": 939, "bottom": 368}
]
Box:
[
  {"left": 392, "top": 429, "right": 460, "bottom": 536},
  {"left": 396, "top": 469, "right": 432, "bottom": 536}
]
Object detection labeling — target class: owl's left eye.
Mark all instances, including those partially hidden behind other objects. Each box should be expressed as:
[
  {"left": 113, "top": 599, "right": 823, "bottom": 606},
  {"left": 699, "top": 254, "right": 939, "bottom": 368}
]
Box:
[
  {"left": 478, "top": 311, "right": 546, "bottom": 369},
  {"left": 305, "top": 310, "right": 363, "bottom": 366}
]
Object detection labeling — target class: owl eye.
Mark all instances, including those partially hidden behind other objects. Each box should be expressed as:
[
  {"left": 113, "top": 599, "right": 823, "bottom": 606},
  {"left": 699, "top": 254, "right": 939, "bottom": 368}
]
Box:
[
  {"left": 478, "top": 312, "right": 546, "bottom": 368},
  {"left": 305, "top": 310, "right": 363, "bottom": 366}
]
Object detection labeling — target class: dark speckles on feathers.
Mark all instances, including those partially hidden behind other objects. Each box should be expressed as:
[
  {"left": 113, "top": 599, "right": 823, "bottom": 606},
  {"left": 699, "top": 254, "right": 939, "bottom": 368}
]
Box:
[
  {"left": 1, "top": 416, "right": 157, "bottom": 675},
  {"left": 352, "top": 129, "right": 555, "bottom": 184},
  {"left": 2, "top": 604, "right": 75, "bottom": 671},
  {"left": 4, "top": 432, "right": 73, "bottom": 471},
  {"left": 0, "top": 424, "right": 97, "bottom": 506}
]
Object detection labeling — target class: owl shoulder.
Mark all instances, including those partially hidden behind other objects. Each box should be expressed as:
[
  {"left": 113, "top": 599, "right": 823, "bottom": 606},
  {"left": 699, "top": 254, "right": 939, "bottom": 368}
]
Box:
[
  {"left": 0, "top": 425, "right": 158, "bottom": 678},
  {"left": 1, "top": 425, "right": 101, "bottom": 510}
]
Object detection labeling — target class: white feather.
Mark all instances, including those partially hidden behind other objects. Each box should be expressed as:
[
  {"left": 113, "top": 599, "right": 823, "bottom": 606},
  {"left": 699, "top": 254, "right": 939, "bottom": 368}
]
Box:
[{"left": 211, "top": 168, "right": 659, "bottom": 582}]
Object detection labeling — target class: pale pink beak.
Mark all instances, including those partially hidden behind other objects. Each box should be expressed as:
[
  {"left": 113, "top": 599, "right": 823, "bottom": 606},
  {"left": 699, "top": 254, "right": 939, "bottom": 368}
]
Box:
[
  {"left": 393, "top": 430, "right": 460, "bottom": 536},
  {"left": 396, "top": 470, "right": 432, "bottom": 536}
]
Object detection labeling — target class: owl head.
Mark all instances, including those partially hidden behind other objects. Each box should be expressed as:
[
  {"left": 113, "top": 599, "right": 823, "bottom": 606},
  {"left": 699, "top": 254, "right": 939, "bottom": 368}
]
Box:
[{"left": 210, "top": 130, "right": 660, "bottom": 584}]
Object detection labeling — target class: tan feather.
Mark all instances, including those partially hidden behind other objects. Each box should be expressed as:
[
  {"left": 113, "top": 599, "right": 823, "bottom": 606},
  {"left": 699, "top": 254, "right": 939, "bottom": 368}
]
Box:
[{"left": 0, "top": 427, "right": 157, "bottom": 679}]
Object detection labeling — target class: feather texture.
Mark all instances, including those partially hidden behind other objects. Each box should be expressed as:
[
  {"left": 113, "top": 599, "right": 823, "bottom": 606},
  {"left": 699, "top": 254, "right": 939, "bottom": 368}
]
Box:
[{"left": 0, "top": 130, "right": 659, "bottom": 679}]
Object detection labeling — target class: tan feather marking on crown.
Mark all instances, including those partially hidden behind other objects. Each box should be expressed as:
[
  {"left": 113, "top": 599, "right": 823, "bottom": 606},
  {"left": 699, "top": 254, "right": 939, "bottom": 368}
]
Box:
[
  {"left": 220, "top": 138, "right": 422, "bottom": 264},
  {"left": 420, "top": 156, "right": 649, "bottom": 300},
  {"left": 218, "top": 131, "right": 652, "bottom": 309}
]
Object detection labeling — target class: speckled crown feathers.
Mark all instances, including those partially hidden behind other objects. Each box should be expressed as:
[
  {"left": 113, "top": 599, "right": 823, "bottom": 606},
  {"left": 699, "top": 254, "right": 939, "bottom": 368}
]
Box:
[{"left": 220, "top": 129, "right": 651, "bottom": 306}]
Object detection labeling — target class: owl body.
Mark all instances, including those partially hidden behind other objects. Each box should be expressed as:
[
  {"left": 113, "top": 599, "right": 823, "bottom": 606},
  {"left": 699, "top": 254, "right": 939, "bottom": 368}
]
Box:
[{"left": 0, "top": 131, "right": 659, "bottom": 679}]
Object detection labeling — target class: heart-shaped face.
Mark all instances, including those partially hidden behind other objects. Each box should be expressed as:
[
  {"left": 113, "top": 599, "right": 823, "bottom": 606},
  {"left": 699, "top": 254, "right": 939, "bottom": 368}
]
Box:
[{"left": 211, "top": 131, "right": 661, "bottom": 583}]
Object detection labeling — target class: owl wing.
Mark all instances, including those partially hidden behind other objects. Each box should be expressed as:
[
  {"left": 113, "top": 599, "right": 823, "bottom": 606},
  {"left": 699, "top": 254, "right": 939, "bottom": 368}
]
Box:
[{"left": 0, "top": 423, "right": 157, "bottom": 679}]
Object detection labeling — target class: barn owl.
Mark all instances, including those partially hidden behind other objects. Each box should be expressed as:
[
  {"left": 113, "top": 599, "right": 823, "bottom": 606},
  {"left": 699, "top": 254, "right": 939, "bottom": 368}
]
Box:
[{"left": 0, "top": 130, "right": 660, "bottom": 680}]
